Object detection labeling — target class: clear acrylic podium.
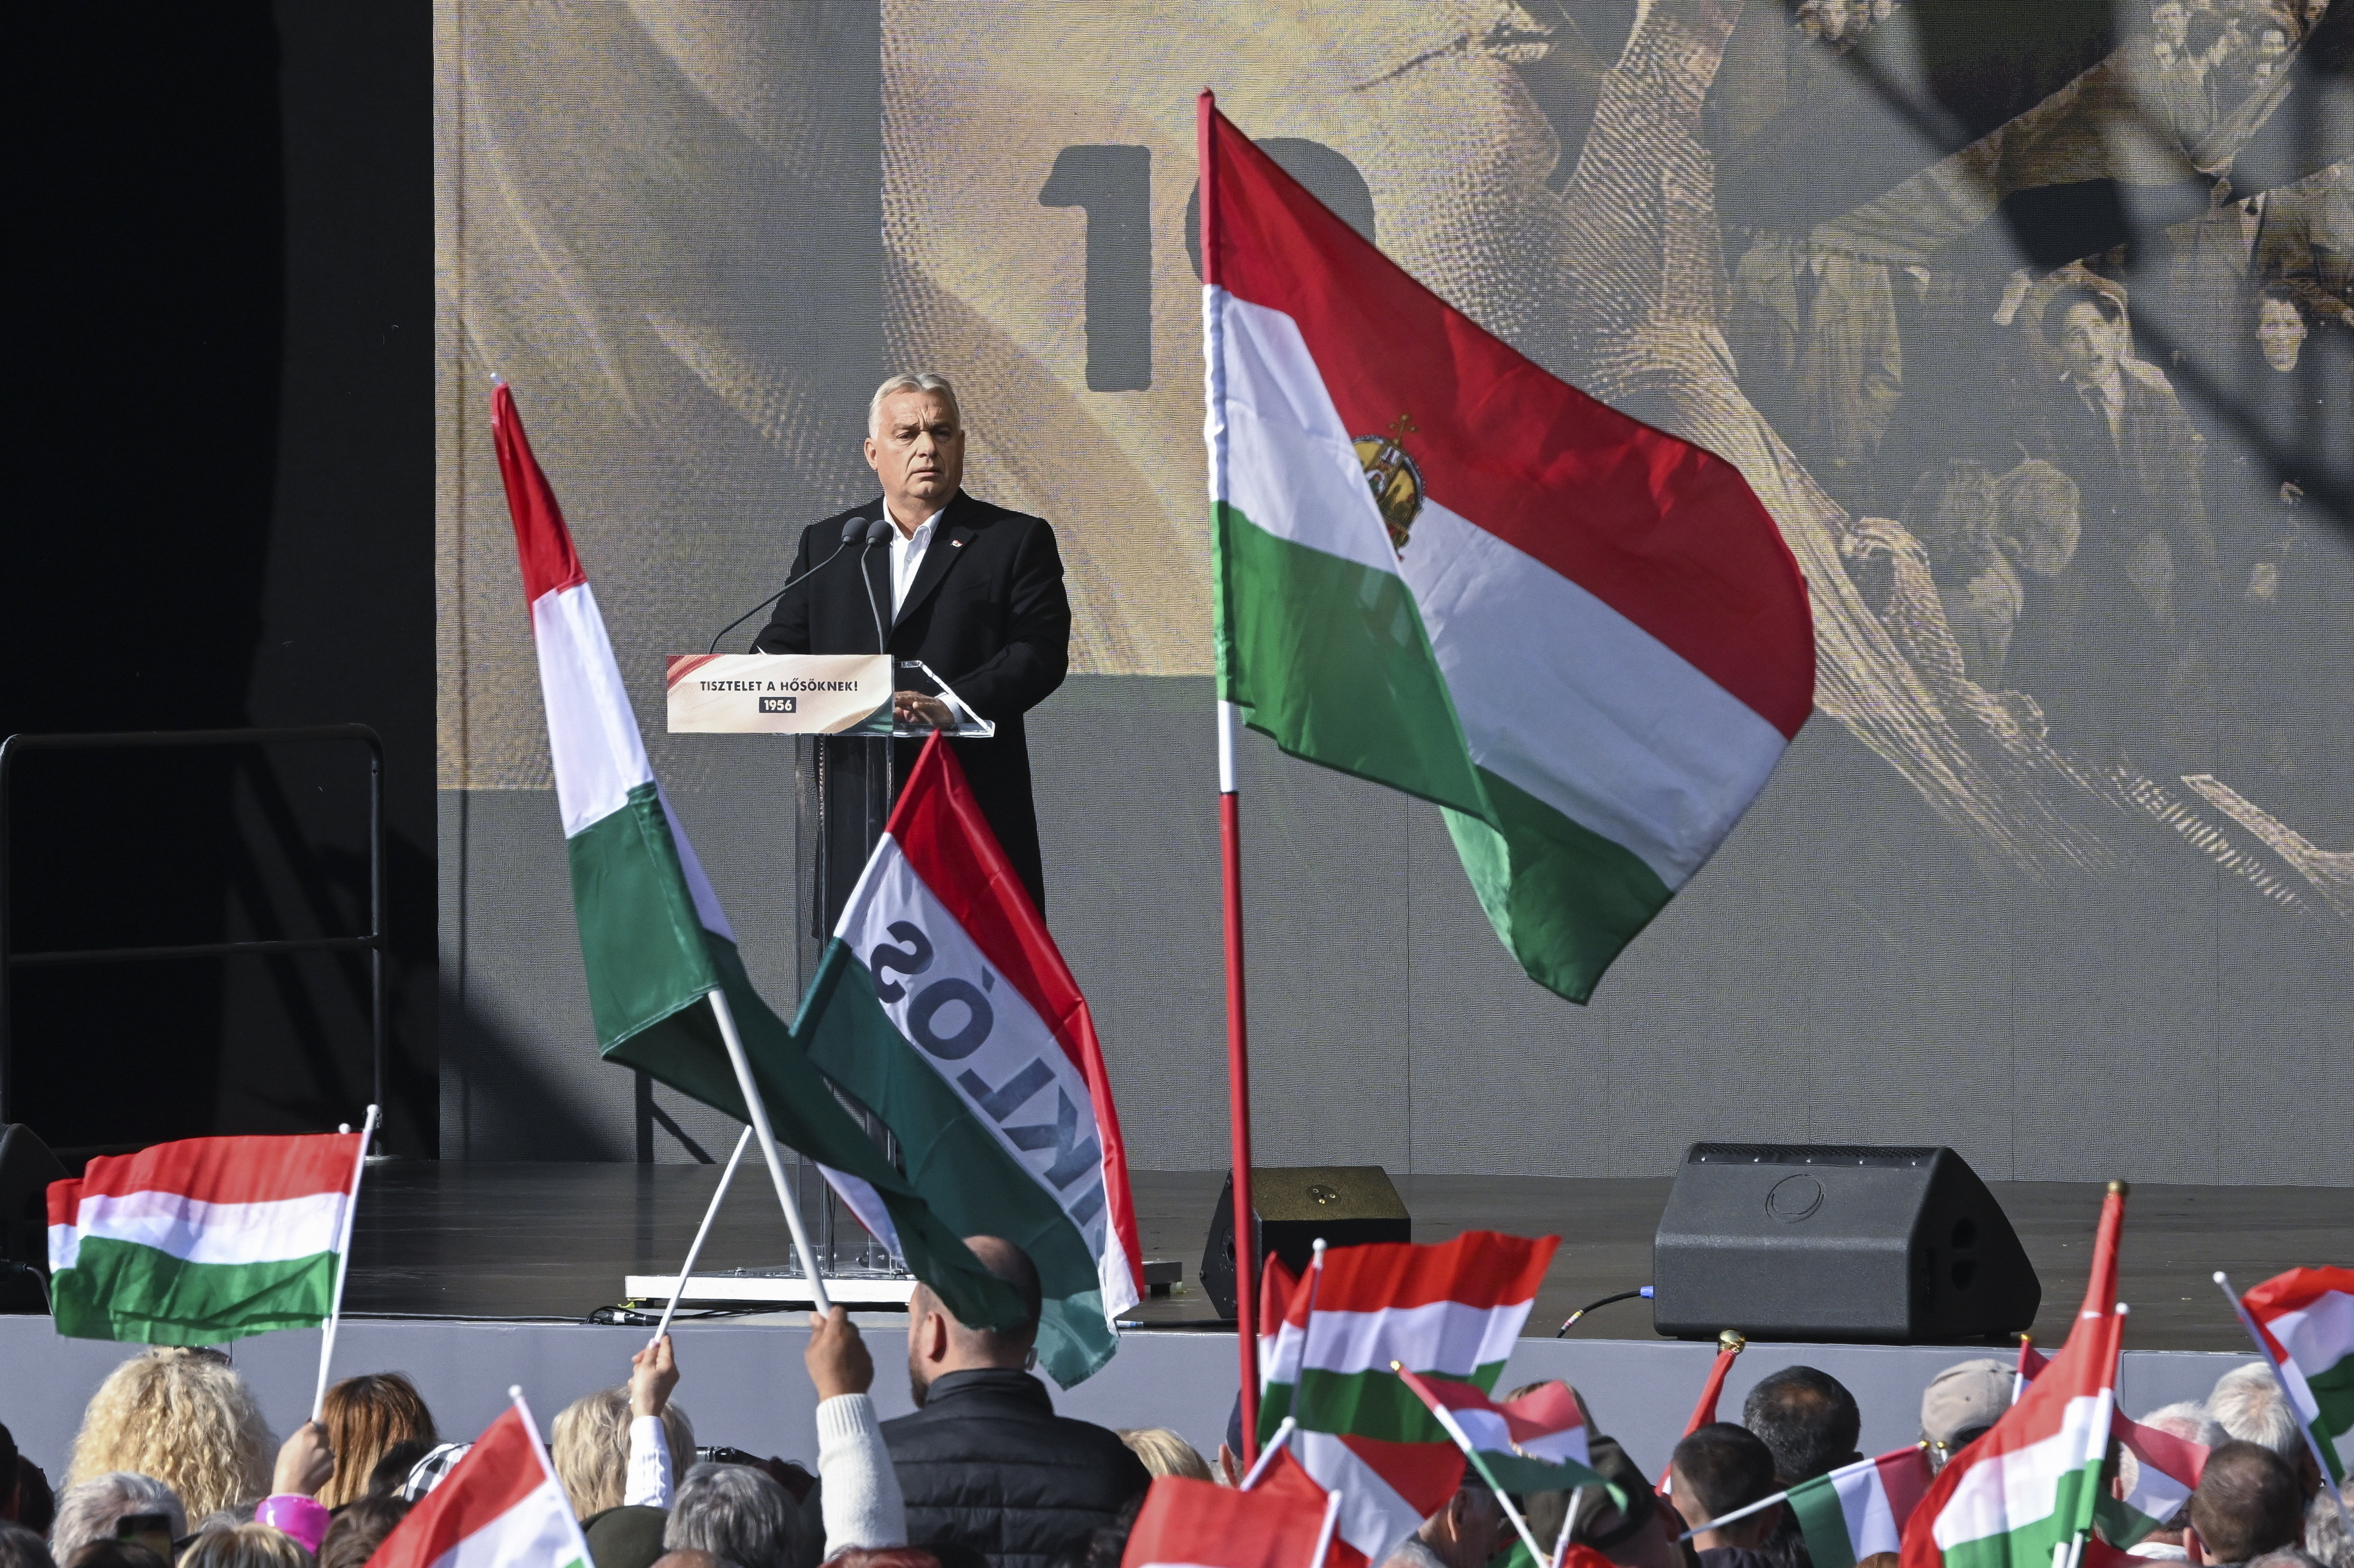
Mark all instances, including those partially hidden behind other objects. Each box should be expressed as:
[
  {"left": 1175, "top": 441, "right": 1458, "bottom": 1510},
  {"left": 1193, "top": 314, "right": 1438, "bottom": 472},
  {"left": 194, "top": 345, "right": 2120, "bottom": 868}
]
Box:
[{"left": 643, "top": 653, "right": 995, "bottom": 1303}]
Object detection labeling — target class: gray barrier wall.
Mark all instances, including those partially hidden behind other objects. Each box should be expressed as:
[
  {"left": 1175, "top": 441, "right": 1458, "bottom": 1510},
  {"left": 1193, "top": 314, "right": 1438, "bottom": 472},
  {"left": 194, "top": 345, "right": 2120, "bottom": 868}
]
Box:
[{"left": 0, "top": 1315, "right": 2253, "bottom": 1499}]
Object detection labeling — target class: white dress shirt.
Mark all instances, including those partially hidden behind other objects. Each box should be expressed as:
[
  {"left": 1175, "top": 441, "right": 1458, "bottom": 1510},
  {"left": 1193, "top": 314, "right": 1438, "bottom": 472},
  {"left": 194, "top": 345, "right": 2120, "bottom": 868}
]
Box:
[{"left": 888, "top": 508, "right": 942, "bottom": 616}]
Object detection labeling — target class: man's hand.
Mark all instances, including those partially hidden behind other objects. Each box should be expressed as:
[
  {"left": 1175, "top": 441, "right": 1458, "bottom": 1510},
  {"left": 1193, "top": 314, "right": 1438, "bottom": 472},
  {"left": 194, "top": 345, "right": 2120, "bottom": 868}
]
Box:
[
  {"left": 891, "top": 691, "right": 954, "bottom": 730},
  {"left": 806, "top": 1306, "right": 874, "bottom": 1400},
  {"left": 630, "top": 1333, "right": 679, "bottom": 1419},
  {"left": 272, "top": 1420, "right": 335, "bottom": 1497}
]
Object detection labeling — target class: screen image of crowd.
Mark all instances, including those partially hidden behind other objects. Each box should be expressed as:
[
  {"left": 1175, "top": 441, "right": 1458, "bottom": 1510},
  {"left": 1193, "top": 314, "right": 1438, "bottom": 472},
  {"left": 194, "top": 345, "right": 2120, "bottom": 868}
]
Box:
[{"left": 0, "top": 1233, "right": 2346, "bottom": 1568}]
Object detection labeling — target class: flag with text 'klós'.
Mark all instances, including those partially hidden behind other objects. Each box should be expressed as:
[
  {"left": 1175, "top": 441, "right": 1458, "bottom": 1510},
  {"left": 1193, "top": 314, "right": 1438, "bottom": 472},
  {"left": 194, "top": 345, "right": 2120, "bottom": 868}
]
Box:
[
  {"left": 2241, "top": 1267, "right": 2354, "bottom": 1487},
  {"left": 1198, "top": 96, "right": 1814, "bottom": 1003},
  {"left": 363, "top": 1400, "right": 585, "bottom": 1568},
  {"left": 1259, "top": 1230, "right": 1558, "bottom": 1567},
  {"left": 47, "top": 1132, "right": 363, "bottom": 1345},
  {"left": 801, "top": 734, "right": 1141, "bottom": 1388},
  {"left": 489, "top": 385, "right": 1020, "bottom": 1334}
]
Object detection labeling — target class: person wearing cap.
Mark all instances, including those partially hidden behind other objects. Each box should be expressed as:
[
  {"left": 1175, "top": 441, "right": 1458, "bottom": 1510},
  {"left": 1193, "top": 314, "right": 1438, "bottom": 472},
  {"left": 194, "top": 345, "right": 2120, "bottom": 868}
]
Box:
[{"left": 1919, "top": 1360, "right": 2012, "bottom": 1470}]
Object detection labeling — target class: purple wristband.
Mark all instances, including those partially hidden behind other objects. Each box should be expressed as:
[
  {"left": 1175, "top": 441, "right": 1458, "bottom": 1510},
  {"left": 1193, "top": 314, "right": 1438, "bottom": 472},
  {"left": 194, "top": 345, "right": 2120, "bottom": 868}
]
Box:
[{"left": 256, "top": 1494, "right": 332, "bottom": 1554}]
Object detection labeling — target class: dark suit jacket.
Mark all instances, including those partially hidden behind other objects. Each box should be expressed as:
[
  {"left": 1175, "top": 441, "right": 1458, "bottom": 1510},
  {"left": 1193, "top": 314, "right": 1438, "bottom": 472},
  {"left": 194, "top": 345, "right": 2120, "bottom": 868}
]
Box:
[{"left": 753, "top": 490, "right": 1070, "bottom": 912}]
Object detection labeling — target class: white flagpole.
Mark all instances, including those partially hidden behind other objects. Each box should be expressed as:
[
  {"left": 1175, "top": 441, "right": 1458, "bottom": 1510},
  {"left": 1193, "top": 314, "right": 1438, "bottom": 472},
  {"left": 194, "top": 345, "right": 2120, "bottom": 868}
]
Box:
[
  {"left": 1552, "top": 1481, "right": 1586, "bottom": 1568},
  {"left": 706, "top": 988, "right": 832, "bottom": 1313},
  {"left": 651, "top": 1126, "right": 753, "bottom": 1345},
  {"left": 1307, "top": 1485, "right": 1344, "bottom": 1568},
  {"left": 312, "top": 1104, "right": 380, "bottom": 1422},
  {"left": 1241, "top": 1417, "right": 1298, "bottom": 1489},
  {"left": 2215, "top": 1271, "right": 2352, "bottom": 1521}
]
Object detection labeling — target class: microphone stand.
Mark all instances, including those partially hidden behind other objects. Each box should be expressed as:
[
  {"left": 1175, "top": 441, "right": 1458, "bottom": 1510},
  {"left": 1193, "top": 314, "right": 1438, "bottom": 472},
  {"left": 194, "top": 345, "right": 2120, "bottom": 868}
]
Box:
[{"left": 705, "top": 514, "right": 871, "bottom": 654}]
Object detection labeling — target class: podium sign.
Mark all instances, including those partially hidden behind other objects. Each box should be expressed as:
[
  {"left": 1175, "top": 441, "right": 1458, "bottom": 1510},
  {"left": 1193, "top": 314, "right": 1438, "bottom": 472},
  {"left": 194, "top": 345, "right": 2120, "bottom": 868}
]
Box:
[
  {"left": 665, "top": 654, "right": 996, "bottom": 737},
  {"left": 666, "top": 654, "right": 892, "bottom": 734}
]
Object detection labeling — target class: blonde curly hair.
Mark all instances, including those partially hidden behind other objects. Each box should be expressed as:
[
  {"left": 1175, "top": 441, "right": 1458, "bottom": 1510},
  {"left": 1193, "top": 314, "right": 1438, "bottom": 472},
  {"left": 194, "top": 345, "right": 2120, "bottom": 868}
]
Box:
[{"left": 66, "top": 1348, "right": 274, "bottom": 1521}]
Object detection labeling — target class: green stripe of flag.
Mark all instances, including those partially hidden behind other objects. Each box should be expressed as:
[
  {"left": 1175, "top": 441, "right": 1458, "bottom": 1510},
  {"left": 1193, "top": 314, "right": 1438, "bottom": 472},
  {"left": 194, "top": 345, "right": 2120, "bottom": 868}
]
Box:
[
  {"left": 570, "top": 783, "right": 722, "bottom": 1050},
  {"left": 1214, "top": 502, "right": 1487, "bottom": 818},
  {"left": 796, "top": 939, "right": 1117, "bottom": 1388},
  {"left": 2311, "top": 1359, "right": 2354, "bottom": 1483},
  {"left": 1939, "top": 1466, "right": 2106, "bottom": 1568},
  {"left": 1788, "top": 1474, "right": 1862, "bottom": 1568},
  {"left": 1263, "top": 1364, "right": 1512, "bottom": 1445},
  {"left": 52, "top": 1239, "right": 335, "bottom": 1345},
  {"left": 1443, "top": 767, "right": 1672, "bottom": 1006}
]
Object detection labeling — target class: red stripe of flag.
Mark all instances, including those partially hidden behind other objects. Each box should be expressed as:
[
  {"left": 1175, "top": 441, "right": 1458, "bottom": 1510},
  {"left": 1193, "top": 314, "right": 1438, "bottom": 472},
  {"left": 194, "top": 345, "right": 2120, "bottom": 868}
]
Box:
[
  {"left": 1203, "top": 107, "right": 1812, "bottom": 740},
  {"left": 56, "top": 1133, "right": 362, "bottom": 1212},
  {"left": 1290, "top": 1231, "right": 1557, "bottom": 1320},
  {"left": 489, "top": 385, "right": 587, "bottom": 607},
  {"left": 883, "top": 735, "right": 1142, "bottom": 1298}
]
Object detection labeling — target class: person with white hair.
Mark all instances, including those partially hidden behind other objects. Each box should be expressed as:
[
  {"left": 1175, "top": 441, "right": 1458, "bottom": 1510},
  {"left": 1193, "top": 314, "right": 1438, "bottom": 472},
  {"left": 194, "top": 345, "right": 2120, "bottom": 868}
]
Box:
[
  {"left": 752, "top": 370, "right": 1072, "bottom": 920},
  {"left": 2124, "top": 1402, "right": 2230, "bottom": 1559},
  {"left": 663, "top": 1463, "right": 800, "bottom": 1568},
  {"left": 2206, "top": 1368, "right": 2351, "bottom": 1568},
  {"left": 47, "top": 1475, "right": 185, "bottom": 1567}
]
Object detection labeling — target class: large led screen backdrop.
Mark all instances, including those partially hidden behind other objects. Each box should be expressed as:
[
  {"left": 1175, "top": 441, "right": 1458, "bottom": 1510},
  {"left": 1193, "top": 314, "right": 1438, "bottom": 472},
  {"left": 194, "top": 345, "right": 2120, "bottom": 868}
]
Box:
[{"left": 436, "top": 1, "right": 2351, "bottom": 1179}]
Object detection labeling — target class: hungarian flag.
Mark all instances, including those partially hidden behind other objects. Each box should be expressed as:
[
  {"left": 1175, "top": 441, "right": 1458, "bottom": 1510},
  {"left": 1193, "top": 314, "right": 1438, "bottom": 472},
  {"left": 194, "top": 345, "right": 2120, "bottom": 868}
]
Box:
[
  {"left": 799, "top": 733, "right": 1141, "bottom": 1386},
  {"left": 2095, "top": 1413, "right": 2206, "bottom": 1546},
  {"left": 1393, "top": 1367, "right": 1611, "bottom": 1494},
  {"left": 2237, "top": 1267, "right": 2354, "bottom": 1488},
  {"left": 1121, "top": 1460, "right": 1338, "bottom": 1568},
  {"left": 1259, "top": 1230, "right": 1558, "bottom": 1566},
  {"left": 1787, "top": 1447, "right": 1934, "bottom": 1568},
  {"left": 1197, "top": 95, "right": 1814, "bottom": 1003},
  {"left": 365, "top": 1398, "right": 587, "bottom": 1568},
  {"left": 47, "top": 1131, "right": 363, "bottom": 1344},
  {"left": 1901, "top": 1306, "right": 2123, "bottom": 1568},
  {"left": 489, "top": 385, "right": 1020, "bottom": 1333}
]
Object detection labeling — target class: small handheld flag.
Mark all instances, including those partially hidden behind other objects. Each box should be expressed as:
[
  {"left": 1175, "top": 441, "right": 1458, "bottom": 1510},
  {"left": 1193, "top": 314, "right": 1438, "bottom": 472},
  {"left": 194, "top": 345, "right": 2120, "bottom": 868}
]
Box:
[
  {"left": 363, "top": 1390, "right": 589, "bottom": 1568},
  {"left": 47, "top": 1126, "right": 369, "bottom": 1346}
]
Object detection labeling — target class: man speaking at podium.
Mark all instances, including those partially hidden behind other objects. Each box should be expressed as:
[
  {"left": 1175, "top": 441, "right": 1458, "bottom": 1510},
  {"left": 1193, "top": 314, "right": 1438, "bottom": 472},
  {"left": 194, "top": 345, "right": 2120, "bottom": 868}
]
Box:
[{"left": 754, "top": 372, "right": 1070, "bottom": 922}]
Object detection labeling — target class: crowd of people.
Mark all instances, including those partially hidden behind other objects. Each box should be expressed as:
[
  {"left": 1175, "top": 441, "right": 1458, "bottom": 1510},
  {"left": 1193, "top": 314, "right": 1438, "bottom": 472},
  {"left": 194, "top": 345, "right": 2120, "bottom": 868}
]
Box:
[
  {"left": 1726, "top": 0, "right": 2350, "bottom": 795},
  {"left": 2, "top": 1236, "right": 2348, "bottom": 1568}
]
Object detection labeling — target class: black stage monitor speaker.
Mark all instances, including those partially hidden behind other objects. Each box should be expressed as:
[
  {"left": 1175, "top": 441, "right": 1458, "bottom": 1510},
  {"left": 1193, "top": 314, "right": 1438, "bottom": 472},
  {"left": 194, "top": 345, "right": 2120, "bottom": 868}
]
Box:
[
  {"left": 1201, "top": 1166, "right": 1411, "bottom": 1319},
  {"left": 1, "top": 1123, "right": 69, "bottom": 1313},
  {"left": 1653, "top": 1143, "right": 2038, "bottom": 1344}
]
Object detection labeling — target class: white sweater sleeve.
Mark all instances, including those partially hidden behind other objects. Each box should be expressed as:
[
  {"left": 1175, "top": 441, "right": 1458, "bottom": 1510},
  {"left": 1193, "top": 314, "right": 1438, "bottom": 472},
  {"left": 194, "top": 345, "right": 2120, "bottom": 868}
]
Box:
[
  {"left": 816, "top": 1393, "right": 906, "bottom": 1551},
  {"left": 624, "top": 1415, "right": 674, "bottom": 1508}
]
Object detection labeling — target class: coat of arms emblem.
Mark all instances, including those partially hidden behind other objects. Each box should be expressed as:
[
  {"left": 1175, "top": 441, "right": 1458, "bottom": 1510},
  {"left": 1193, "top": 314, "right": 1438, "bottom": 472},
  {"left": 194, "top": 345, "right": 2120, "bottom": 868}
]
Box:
[{"left": 1353, "top": 415, "right": 1423, "bottom": 555}]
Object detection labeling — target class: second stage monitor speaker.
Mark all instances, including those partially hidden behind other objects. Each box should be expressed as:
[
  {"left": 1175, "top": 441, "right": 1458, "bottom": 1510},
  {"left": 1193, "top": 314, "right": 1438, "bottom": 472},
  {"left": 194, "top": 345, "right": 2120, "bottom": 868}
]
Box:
[
  {"left": 1199, "top": 1165, "right": 1411, "bottom": 1319},
  {"left": 1653, "top": 1142, "right": 2039, "bottom": 1343}
]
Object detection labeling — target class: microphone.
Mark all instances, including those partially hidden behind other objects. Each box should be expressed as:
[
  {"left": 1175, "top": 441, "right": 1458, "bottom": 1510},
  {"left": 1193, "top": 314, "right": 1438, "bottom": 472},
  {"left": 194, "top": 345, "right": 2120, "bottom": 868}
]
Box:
[
  {"left": 705, "top": 514, "right": 870, "bottom": 655},
  {"left": 861, "top": 516, "right": 895, "bottom": 657}
]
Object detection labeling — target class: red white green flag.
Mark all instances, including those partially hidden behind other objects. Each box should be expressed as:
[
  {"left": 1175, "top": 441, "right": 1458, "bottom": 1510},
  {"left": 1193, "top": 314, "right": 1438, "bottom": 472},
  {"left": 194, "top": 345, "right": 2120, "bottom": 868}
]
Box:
[
  {"left": 1902, "top": 1304, "right": 2123, "bottom": 1568},
  {"left": 1787, "top": 1447, "right": 1936, "bottom": 1568},
  {"left": 802, "top": 734, "right": 1142, "bottom": 1387},
  {"left": 1393, "top": 1366, "right": 1610, "bottom": 1496},
  {"left": 2095, "top": 1412, "right": 2206, "bottom": 1547},
  {"left": 488, "top": 385, "right": 1021, "bottom": 1334},
  {"left": 1197, "top": 95, "right": 1815, "bottom": 1003},
  {"left": 364, "top": 1397, "right": 587, "bottom": 1568},
  {"left": 2237, "top": 1266, "right": 2354, "bottom": 1489},
  {"left": 1258, "top": 1231, "right": 1558, "bottom": 1566},
  {"left": 46, "top": 1131, "right": 364, "bottom": 1345}
]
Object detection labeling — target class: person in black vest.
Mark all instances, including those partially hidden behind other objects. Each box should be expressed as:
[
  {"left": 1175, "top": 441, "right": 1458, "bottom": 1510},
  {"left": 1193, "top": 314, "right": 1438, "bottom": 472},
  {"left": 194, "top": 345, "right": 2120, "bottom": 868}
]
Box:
[
  {"left": 755, "top": 372, "right": 1071, "bottom": 921},
  {"left": 884, "top": 1235, "right": 1147, "bottom": 1568}
]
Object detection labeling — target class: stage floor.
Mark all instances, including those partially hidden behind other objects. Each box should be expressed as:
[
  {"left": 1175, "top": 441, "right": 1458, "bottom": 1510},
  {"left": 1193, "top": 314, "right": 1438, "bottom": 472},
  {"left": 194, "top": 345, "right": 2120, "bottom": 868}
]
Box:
[{"left": 344, "top": 1163, "right": 2347, "bottom": 1351}]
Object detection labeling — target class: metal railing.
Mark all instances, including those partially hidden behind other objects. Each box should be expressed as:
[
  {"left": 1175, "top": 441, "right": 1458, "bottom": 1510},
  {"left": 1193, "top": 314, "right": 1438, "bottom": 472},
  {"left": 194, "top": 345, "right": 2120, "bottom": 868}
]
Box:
[{"left": 0, "top": 725, "right": 385, "bottom": 1131}]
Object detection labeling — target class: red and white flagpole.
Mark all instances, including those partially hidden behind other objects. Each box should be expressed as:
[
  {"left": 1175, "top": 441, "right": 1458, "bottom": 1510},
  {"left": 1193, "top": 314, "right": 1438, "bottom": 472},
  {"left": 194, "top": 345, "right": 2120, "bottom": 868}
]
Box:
[{"left": 1201, "top": 86, "right": 1261, "bottom": 1464}]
